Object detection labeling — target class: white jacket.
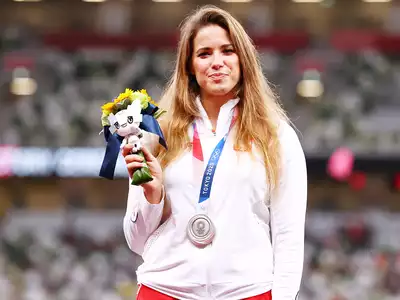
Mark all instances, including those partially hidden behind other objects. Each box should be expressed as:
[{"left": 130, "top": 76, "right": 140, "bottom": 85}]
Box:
[{"left": 123, "top": 98, "right": 307, "bottom": 300}]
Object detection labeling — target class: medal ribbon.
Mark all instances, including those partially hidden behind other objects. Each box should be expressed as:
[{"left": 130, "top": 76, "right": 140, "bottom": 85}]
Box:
[{"left": 192, "top": 107, "right": 238, "bottom": 204}]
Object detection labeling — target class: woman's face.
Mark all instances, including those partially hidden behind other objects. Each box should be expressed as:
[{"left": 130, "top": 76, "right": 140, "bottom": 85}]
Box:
[{"left": 191, "top": 25, "right": 241, "bottom": 100}]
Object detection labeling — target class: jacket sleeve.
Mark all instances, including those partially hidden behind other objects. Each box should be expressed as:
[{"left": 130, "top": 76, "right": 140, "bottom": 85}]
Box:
[
  {"left": 271, "top": 123, "right": 308, "bottom": 300},
  {"left": 122, "top": 131, "right": 165, "bottom": 256}
]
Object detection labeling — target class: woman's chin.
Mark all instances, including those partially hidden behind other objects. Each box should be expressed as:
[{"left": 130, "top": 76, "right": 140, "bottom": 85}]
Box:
[{"left": 207, "top": 86, "right": 235, "bottom": 97}]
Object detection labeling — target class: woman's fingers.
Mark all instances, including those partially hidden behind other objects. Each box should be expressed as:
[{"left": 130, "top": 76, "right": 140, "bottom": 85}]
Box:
[
  {"left": 126, "top": 162, "right": 146, "bottom": 171},
  {"left": 125, "top": 154, "right": 144, "bottom": 164},
  {"left": 121, "top": 144, "right": 133, "bottom": 157},
  {"left": 122, "top": 145, "right": 160, "bottom": 181}
]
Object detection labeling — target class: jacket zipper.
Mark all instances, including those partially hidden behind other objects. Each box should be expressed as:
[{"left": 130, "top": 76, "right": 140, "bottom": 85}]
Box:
[{"left": 205, "top": 242, "right": 214, "bottom": 299}]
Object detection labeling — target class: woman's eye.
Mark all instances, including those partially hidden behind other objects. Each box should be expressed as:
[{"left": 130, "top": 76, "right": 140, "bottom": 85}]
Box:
[
  {"left": 114, "top": 122, "right": 120, "bottom": 129},
  {"left": 127, "top": 116, "right": 133, "bottom": 124},
  {"left": 198, "top": 52, "right": 209, "bottom": 57},
  {"left": 224, "top": 49, "right": 234, "bottom": 54}
]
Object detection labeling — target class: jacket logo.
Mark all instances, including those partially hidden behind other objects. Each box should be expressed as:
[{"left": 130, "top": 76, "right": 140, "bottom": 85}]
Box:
[{"left": 130, "top": 211, "right": 138, "bottom": 223}]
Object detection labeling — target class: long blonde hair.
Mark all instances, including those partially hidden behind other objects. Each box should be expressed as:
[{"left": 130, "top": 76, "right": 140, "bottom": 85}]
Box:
[{"left": 156, "top": 5, "right": 289, "bottom": 192}]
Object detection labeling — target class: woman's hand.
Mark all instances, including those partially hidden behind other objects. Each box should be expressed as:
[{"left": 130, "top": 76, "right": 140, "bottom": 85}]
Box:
[{"left": 122, "top": 144, "right": 164, "bottom": 204}]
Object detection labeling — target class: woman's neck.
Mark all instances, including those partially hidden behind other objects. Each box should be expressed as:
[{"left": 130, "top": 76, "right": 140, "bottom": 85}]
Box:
[{"left": 200, "top": 94, "right": 233, "bottom": 128}]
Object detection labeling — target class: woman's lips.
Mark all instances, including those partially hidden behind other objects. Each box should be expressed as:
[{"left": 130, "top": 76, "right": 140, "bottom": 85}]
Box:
[{"left": 209, "top": 73, "right": 227, "bottom": 80}]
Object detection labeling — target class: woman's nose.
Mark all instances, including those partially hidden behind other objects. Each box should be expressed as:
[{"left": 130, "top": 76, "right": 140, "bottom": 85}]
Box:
[{"left": 211, "top": 53, "right": 224, "bottom": 69}]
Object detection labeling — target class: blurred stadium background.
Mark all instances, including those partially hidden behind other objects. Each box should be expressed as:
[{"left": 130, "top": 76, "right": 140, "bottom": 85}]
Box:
[{"left": 1, "top": 0, "right": 400, "bottom": 299}]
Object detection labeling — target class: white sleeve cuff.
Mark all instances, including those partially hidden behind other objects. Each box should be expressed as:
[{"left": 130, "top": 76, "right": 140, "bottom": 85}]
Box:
[
  {"left": 135, "top": 185, "right": 165, "bottom": 224},
  {"left": 124, "top": 183, "right": 165, "bottom": 255}
]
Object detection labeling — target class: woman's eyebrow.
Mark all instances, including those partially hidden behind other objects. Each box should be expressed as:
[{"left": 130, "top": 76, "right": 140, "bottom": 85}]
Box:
[{"left": 195, "top": 44, "right": 233, "bottom": 53}]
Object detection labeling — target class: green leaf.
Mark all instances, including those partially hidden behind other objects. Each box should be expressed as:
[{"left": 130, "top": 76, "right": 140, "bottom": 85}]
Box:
[
  {"left": 115, "top": 98, "right": 130, "bottom": 111},
  {"left": 131, "top": 167, "right": 153, "bottom": 185},
  {"left": 101, "top": 112, "right": 111, "bottom": 127},
  {"left": 130, "top": 151, "right": 153, "bottom": 185}
]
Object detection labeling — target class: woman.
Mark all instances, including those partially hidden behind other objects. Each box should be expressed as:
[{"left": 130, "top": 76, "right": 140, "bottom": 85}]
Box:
[{"left": 122, "top": 5, "right": 307, "bottom": 300}]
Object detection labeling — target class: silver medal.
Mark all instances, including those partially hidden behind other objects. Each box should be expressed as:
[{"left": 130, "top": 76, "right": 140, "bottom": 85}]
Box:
[{"left": 186, "top": 214, "right": 215, "bottom": 248}]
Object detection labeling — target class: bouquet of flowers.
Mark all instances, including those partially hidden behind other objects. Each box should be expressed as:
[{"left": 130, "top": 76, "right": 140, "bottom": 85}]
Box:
[{"left": 99, "top": 89, "right": 167, "bottom": 185}]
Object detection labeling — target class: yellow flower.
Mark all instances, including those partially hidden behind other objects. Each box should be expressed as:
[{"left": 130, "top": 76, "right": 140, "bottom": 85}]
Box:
[
  {"left": 115, "top": 88, "right": 134, "bottom": 104},
  {"left": 100, "top": 88, "right": 165, "bottom": 127},
  {"left": 101, "top": 88, "right": 157, "bottom": 117},
  {"left": 101, "top": 102, "right": 115, "bottom": 113}
]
